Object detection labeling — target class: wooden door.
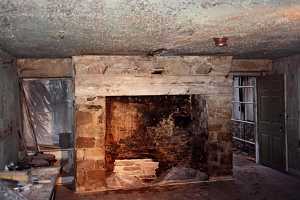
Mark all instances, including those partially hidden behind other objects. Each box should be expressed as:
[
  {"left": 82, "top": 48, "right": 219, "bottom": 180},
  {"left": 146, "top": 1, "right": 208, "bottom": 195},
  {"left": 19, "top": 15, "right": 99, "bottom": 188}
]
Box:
[{"left": 257, "top": 75, "right": 286, "bottom": 170}]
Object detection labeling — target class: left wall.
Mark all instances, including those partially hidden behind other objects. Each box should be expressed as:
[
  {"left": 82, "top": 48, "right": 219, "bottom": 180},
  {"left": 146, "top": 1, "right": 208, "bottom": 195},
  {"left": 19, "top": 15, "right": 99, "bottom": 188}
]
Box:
[{"left": 0, "top": 49, "right": 20, "bottom": 169}]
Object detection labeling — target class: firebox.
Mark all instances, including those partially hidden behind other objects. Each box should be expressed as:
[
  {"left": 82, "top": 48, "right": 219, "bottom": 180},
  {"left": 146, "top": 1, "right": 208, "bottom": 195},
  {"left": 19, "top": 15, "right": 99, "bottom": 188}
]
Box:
[{"left": 101, "top": 95, "right": 208, "bottom": 189}]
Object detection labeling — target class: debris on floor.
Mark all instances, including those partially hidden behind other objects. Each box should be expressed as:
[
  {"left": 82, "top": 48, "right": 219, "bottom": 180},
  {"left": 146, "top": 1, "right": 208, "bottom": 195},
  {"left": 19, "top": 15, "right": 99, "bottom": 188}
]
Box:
[
  {"left": 159, "top": 167, "right": 209, "bottom": 184},
  {"left": 0, "top": 167, "right": 60, "bottom": 200},
  {"left": 55, "top": 153, "right": 300, "bottom": 200},
  {"left": 0, "top": 151, "right": 59, "bottom": 200}
]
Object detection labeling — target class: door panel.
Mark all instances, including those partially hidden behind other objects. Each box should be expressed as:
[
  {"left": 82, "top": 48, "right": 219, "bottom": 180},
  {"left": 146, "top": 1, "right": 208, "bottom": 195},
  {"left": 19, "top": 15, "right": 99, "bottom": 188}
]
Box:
[
  {"left": 258, "top": 75, "right": 285, "bottom": 170},
  {"left": 272, "top": 136, "right": 284, "bottom": 166},
  {"left": 260, "top": 133, "right": 271, "bottom": 165}
]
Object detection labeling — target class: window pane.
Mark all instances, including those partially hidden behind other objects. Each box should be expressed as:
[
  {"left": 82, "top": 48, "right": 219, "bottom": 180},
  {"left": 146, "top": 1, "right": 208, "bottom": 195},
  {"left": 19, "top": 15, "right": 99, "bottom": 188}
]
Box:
[{"left": 22, "top": 79, "right": 74, "bottom": 148}]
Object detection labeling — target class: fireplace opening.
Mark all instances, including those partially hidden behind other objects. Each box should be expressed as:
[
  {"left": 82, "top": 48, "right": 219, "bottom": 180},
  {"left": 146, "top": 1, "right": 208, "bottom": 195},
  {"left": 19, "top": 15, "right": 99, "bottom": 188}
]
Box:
[{"left": 105, "top": 95, "right": 208, "bottom": 189}]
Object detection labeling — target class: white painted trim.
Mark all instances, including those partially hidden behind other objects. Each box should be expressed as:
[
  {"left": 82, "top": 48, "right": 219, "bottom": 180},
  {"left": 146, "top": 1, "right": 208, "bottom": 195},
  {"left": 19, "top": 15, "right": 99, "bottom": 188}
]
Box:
[
  {"left": 254, "top": 79, "right": 259, "bottom": 163},
  {"left": 233, "top": 136, "right": 255, "bottom": 145},
  {"left": 254, "top": 78, "right": 259, "bottom": 164},
  {"left": 231, "top": 119, "right": 255, "bottom": 125},
  {"left": 232, "top": 101, "right": 255, "bottom": 104},
  {"left": 233, "top": 86, "right": 255, "bottom": 88}
]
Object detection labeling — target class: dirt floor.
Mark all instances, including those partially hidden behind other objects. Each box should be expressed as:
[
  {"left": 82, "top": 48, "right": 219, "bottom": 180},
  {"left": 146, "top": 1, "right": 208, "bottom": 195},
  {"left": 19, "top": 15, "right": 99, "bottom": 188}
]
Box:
[{"left": 56, "top": 153, "right": 300, "bottom": 200}]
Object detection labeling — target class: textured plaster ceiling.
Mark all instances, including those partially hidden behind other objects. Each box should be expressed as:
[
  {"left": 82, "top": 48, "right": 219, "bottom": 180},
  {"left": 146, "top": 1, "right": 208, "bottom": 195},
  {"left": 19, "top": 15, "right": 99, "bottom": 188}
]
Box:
[
  {"left": 0, "top": 0, "right": 300, "bottom": 58},
  {"left": 0, "top": 48, "right": 13, "bottom": 61}
]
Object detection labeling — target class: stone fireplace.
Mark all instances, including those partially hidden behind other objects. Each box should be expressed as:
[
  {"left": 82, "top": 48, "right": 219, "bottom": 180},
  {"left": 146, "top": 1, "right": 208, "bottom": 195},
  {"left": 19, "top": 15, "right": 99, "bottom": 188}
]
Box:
[{"left": 74, "top": 56, "right": 233, "bottom": 192}]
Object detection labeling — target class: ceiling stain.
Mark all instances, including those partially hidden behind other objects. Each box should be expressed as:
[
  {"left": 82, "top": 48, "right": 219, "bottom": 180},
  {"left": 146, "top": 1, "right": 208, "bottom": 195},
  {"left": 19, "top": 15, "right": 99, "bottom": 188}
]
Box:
[{"left": 0, "top": 0, "right": 299, "bottom": 59}]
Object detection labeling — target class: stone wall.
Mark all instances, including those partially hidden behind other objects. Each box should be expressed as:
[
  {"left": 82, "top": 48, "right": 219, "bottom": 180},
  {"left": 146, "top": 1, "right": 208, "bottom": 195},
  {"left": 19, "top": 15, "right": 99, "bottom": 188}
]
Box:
[
  {"left": 231, "top": 59, "right": 272, "bottom": 72},
  {"left": 74, "top": 56, "right": 233, "bottom": 192},
  {"left": 0, "top": 50, "right": 20, "bottom": 169},
  {"left": 75, "top": 96, "right": 106, "bottom": 192}
]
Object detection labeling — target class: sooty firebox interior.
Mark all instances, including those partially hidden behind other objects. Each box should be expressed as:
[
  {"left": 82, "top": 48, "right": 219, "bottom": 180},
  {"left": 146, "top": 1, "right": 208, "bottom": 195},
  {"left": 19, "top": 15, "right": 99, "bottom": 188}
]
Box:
[{"left": 104, "top": 95, "right": 209, "bottom": 189}]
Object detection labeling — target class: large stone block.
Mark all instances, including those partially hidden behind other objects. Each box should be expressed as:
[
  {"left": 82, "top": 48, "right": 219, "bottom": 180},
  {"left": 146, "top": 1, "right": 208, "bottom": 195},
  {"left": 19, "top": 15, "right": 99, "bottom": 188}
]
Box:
[
  {"left": 76, "top": 137, "right": 95, "bottom": 148},
  {"left": 73, "top": 56, "right": 232, "bottom": 76},
  {"left": 113, "top": 159, "right": 159, "bottom": 178},
  {"left": 76, "top": 126, "right": 104, "bottom": 138},
  {"left": 85, "top": 169, "right": 106, "bottom": 188},
  {"left": 77, "top": 160, "right": 96, "bottom": 170},
  {"left": 76, "top": 149, "right": 85, "bottom": 160},
  {"left": 75, "top": 148, "right": 105, "bottom": 162},
  {"left": 76, "top": 111, "right": 93, "bottom": 126},
  {"left": 75, "top": 169, "right": 86, "bottom": 187},
  {"left": 84, "top": 148, "right": 105, "bottom": 161}
]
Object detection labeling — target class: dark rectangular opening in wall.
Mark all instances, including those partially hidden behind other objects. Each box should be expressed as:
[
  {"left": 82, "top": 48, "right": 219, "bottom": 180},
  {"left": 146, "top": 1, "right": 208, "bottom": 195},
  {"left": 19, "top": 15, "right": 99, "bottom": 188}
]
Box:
[{"left": 105, "top": 95, "right": 208, "bottom": 189}]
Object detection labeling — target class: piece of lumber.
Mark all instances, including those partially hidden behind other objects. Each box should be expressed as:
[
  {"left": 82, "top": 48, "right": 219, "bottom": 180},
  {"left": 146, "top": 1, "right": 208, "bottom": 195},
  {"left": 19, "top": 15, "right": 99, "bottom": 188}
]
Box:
[{"left": 0, "top": 171, "right": 29, "bottom": 183}]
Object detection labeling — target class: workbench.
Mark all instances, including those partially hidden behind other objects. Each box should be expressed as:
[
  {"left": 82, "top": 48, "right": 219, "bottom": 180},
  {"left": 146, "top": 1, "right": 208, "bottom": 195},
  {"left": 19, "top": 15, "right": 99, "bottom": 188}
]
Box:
[
  {"left": 22, "top": 167, "right": 60, "bottom": 200},
  {"left": 0, "top": 167, "right": 60, "bottom": 200}
]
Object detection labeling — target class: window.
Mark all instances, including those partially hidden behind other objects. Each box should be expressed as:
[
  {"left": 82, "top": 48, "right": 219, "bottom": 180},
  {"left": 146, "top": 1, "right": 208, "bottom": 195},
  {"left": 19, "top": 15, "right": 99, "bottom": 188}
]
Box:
[
  {"left": 21, "top": 78, "right": 74, "bottom": 150},
  {"left": 232, "top": 76, "right": 257, "bottom": 157}
]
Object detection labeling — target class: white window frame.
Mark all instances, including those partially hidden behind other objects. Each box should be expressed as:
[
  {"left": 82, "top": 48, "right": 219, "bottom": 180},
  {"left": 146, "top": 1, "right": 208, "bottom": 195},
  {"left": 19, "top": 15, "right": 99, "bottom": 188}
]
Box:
[{"left": 232, "top": 76, "right": 257, "bottom": 158}]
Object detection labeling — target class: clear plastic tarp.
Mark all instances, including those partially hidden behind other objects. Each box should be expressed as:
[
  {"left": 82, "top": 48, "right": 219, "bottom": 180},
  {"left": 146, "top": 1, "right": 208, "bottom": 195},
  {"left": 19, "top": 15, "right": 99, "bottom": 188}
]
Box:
[{"left": 22, "top": 79, "right": 73, "bottom": 149}]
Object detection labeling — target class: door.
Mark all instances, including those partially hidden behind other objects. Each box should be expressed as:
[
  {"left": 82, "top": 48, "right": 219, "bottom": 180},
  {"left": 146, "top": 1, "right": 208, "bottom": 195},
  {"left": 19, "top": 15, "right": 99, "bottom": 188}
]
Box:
[{"left": 257, "top": 74, "right": 285, "bottom": 170}]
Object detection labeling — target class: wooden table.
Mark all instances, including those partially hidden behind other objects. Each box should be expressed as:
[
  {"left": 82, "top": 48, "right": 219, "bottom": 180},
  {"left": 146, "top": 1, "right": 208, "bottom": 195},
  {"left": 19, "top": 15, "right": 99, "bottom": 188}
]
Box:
[{"left": 20, "top": 167, "right": 60, "bottom": 200}]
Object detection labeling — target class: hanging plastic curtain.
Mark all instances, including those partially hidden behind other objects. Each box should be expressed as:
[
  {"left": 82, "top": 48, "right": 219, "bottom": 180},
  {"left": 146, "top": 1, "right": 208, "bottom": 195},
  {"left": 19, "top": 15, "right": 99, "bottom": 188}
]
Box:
[{"left": 22, "top": 79, "right": 73, "bottom": 149}]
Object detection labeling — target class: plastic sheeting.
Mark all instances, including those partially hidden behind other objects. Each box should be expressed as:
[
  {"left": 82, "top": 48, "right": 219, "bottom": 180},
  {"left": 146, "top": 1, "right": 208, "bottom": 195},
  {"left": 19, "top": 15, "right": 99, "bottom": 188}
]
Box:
[{"left": 22, "top": 79, "right": 73, "bottom": 148}]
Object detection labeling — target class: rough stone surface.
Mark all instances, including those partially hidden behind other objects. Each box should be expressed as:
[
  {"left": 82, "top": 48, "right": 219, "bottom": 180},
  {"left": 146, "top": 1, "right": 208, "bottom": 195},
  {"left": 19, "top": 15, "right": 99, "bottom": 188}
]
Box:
[
  {"left": 231, "top": 59, "right": 272, "bottom": 72},
  {"left": 75, "top": 96, "right": 106, "bottom": 192},
  {"left": 1, "top": 1, "right": 300, "bottom": 58},
  {"left": 160, "top": 167, "right": 208, "bottom": 183},
  {"left": 206, "top": 95, "right": 232, "bottom": 176},
  {"left": 16, "top": 58, "right": 73, "bottom": 78},
  {"left": 0, "top": 51, "right": 20, "bottom": 170},
  {"left": 74, "top": 56, "right": 233, "bottom": 192},
  {"left": 74, "top": 56, "right": 233, "bottom": 97},
  {"left": 106, "top": 159, "right": 159, "bottom": 189},
  {"left": 105, "top": 95, "right": 208, "bottom": 176}
]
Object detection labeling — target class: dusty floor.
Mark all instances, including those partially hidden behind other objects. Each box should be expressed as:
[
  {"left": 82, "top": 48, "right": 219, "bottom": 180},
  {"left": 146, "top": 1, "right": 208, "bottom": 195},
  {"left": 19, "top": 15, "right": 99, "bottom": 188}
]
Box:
[{"left": 56, "top": 153, "right": 300, "bottom": 200}]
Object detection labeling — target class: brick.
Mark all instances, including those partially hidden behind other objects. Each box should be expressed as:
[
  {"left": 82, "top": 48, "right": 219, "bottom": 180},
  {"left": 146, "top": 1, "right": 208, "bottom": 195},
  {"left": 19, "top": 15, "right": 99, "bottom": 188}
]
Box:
[
  {"left": 77, "top": 126, "right": 102, "bottom": 137},
  {"left": 217, "top": 131, "right": 232, "bottom": 141},
  {"left": 76, "top": 149, "right": 85, "bottom": 160},
  {"left": 122, "top": 166, "right": 141, "bottom": 171},
  {"left": 76, "top": 111, "right": 92, "bottom": 126},
  {"left": 221, "top": 153, "right": 232, "bottom": 165},
  {"left": 95, "top": 138, "right": 105, "bottom": 147},
  {"left": 77, "top": 160, "right": 96, "bottom": 170},
  {"left": 84, "top": 148, "right": 105, "bottom": 160},
  {"left": 86, "top": 169, "right": 106, "bottom": 184},
  {"left": 76, "top": 137, "right": 95, "bottom": 148},
  {"left": 75, "top": 170, "right": 86, "bottom": 186},
  {"left": 208, "top": 124, "right": 222, "bottom": 132},
  {"left": 95, "top": 160, "right": 105, "bottom": 169}
]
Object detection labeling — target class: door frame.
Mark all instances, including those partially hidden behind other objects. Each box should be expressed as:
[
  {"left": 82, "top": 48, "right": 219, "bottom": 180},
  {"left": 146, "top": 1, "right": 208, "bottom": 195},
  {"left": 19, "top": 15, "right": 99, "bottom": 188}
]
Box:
[{"left": 284, "top": 73, "right": 289, "bottom": 171}]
